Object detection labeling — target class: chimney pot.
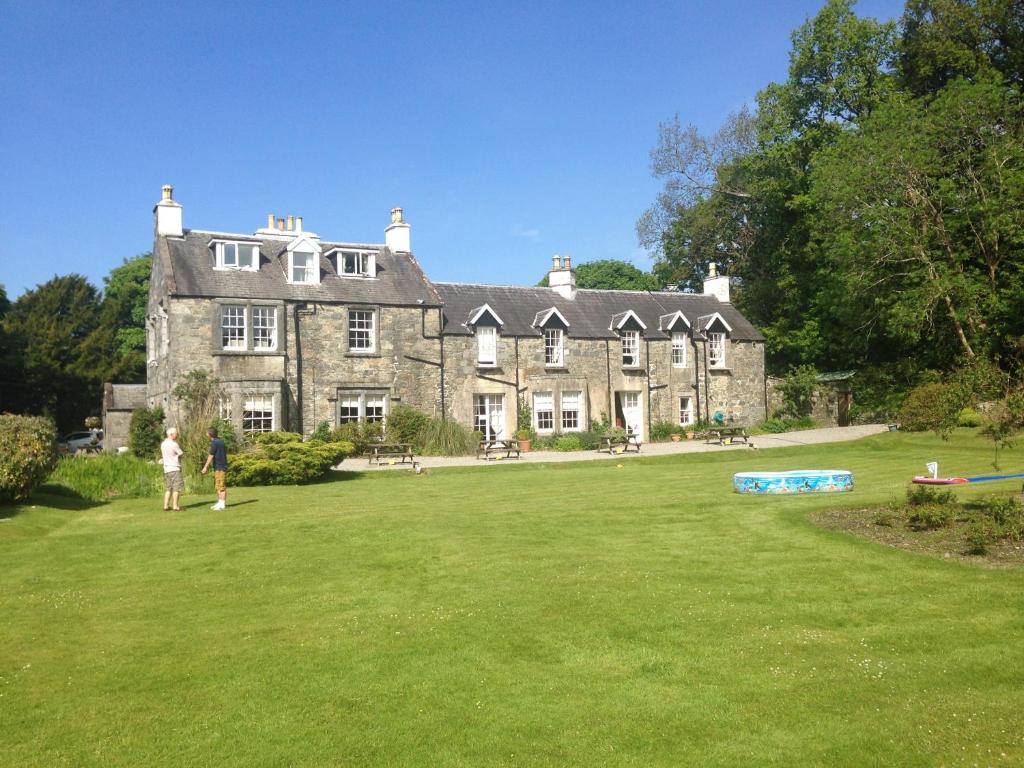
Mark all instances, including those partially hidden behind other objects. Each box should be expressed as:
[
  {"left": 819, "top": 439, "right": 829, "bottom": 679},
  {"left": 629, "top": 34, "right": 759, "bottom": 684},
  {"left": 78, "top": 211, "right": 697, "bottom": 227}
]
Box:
[
  {"left": 162, "top": 184, "right": 173, "bottom": 201},
  {"left": 391, "top": 207, "right": 404, "bottom": 224},
  {"left": 385, "top": 207, "right": 411, "bottom": 251},
  {"left": 277, "top": 217, "right": 285, "bottom": 230},
  {"left": 267, "top": 213, "right": 275, "bottom": 229},
  {"left": 709, "top": 262, "right": 717, "bottom": 278},
  {"left": 296, "top": 216, "right": 303, "bottom": 232},
  {"left": 563, "top": 255, "right": 571, "bottom": 270},
  {"left": 287, "top": 215, "right": 295, "bottom": 231},
  {"left": 552, "top": 254, "right": 561, "bottom": 270},
  {"left": 154, "top": 184, "right": 183, "bottom": 237}
]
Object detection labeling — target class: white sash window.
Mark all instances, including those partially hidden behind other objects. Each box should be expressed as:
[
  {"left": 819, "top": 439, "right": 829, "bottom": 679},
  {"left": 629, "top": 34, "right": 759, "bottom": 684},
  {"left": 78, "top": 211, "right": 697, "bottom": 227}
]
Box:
[
  {"left": 534, "top": 392, "right": 553, "bottom": 432},
  {"left": 709, "top": 332, "right": 726, "bottom": 368},
  {"left": 621, "top": 330, "right": 639, "bottom": 367},
  {"left": 477, "top": 326, "right": 497, "bottom": 366},
  {"left": 672, "top": 332, "right": 687, "bottom": 367}
]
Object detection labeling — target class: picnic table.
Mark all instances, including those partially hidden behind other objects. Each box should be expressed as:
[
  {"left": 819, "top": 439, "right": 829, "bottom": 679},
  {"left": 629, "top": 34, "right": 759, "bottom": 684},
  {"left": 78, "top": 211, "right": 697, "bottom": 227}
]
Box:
[
  {"left": 600, "top": 429, "right": 642, "bottom": 454},
  {"left": 705, "top": 426, "right": 750, "bottom": 446},
  {"left": 368, "top": 442, "right": 415, "bottom": 465},
  {"left": 477, "top": 439, "right": 522, "bottom": 460}
]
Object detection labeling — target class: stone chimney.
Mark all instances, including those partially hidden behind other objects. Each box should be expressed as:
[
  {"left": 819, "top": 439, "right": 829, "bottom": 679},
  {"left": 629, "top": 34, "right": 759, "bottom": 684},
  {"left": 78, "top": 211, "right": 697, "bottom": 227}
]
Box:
[
  {"left": 549, "top": 255, "right": 577, "bottom": 300},
  {"left": 385, "top": 207, "right": 411, "bottom": 252},
  {"left": 154, "top": 184, "right": 183, "bottom": 237},
  {"left": 703, "top": 262, "right": 730, "bottom": 303}
]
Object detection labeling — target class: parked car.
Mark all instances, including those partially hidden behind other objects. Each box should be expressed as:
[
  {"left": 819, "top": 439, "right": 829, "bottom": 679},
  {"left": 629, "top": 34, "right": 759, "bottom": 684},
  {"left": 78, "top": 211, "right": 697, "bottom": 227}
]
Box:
[{"left": 59, "top": 430, "right": 103, "bottom": 454}]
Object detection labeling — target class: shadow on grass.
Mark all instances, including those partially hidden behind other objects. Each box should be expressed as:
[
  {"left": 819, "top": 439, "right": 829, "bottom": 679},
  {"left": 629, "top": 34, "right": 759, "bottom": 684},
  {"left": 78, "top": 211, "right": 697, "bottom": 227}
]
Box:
[
  {"left": 0, "top": 488, "right": 107, "bottom": 519},
  {"left": 177, "top": 499, "right": 258, "bottom": 510}
]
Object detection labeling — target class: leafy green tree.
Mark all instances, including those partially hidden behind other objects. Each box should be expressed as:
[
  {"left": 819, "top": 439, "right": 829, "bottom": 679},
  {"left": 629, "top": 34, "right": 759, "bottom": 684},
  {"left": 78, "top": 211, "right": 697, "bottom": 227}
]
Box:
[
  {"left": 538, "top": 259, "right": 660, "bottom": 290},
  {"left": 809, "top": 77, "right": 1024, "bottom": 368},
  {"left": 0, "top": 285, "right": 25, "bottom": 414},
  {"left": 81, "top": 253, "right": 151, "bottom": 383},
  {"left": 2, "top": 275, "right": 103, "bottom": 432}
]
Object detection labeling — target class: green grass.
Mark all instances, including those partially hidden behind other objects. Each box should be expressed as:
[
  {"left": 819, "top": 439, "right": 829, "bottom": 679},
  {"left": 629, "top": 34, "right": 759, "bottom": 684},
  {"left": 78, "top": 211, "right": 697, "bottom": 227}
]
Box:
[{"left": 2, "top": 430, "right": 1023, "bottom": 766}]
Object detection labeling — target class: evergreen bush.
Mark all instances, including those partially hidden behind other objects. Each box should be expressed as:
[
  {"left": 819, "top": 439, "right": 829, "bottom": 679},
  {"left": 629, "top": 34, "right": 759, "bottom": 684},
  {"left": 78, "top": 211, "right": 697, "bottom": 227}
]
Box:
[
  {"left": 386, "top": 405, "right": 430, "bottom": 445},
  {"left": 228, "top": 438, "right": 355, "bottom": 486},
  {"left": 129, "top": 406, "right": 165, "bottom": 459},
  {"left": 898, "top": 382, "right": 955, "bottom": 432},
  {"left": 0, "top": 414, "right": 58, "bottom": 503}
]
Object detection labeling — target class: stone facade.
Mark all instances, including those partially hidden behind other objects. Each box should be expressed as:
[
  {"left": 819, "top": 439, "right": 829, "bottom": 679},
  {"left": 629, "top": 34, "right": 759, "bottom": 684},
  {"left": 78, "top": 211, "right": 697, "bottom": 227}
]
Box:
[{"left": 142, "top": 188, "right": 767, "bottom": 441}]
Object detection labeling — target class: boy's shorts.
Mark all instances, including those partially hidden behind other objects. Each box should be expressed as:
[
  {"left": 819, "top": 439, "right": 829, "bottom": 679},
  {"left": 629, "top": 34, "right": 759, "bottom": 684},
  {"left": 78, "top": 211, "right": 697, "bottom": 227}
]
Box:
[
  {"left": 163, "top": 470, "right": 184, "bottom": 492},
  {"left": 214, "top": 470, "right": 226, "bottom": 493}
]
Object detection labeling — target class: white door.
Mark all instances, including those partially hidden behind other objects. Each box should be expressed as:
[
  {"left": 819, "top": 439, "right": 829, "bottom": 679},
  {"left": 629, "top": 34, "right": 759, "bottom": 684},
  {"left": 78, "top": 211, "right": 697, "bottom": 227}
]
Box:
[
  {"left": 474, "top": 394, "right": 505, "bottom": 440},
  {"left": 621, "top": 392, "right": 642, "bottom": 438}
]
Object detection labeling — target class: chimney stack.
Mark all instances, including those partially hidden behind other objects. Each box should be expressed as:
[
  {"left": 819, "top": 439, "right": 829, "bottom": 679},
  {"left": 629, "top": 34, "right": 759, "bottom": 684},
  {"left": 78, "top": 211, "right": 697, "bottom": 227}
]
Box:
[
  {"left": 385, "top": 206, "right": 411, "bottom": 252},
  {"left": 295, "top": 216, "right": 303, "bottom": 232},
  {"left": 287, "top": 215, "right": 295, "bottom": 231},
  {"left": 154, "top": 184, "right": 183, "bottom": 237},
  {"left": 548, "top": 253, "right": 577, "bottom": 300},
  {"left": 267, "top": 213, "right": 275, "bottom": 229},
  {"left": 703, "top": 261, "right": 730, "bottom": 303}
]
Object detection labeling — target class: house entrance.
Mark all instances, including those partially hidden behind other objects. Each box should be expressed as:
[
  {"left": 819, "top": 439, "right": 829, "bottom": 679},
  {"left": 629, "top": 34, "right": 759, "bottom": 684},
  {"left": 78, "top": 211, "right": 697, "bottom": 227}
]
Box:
[
  {"left": 473, "top": 394, "right": 505, "bottom": 440},
  {"left": 614, "top": 391, "right": 643, "bottom": 438}
]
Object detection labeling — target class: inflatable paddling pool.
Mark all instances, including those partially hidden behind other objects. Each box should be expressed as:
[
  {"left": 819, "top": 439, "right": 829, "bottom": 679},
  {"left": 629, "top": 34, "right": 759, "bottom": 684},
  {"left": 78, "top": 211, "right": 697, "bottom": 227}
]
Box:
[{"left": 733, "top": 470, "right": 853, "bottom": 495}]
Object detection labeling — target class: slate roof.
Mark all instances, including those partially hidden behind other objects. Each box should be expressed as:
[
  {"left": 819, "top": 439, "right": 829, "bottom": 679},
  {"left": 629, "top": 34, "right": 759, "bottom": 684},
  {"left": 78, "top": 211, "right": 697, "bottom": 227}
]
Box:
[
  {"left": 162, "top": 230, "right": 441, "bottom": 306},
  {"left": 434, "top": 283, "right": 764, "bottom": 341}
]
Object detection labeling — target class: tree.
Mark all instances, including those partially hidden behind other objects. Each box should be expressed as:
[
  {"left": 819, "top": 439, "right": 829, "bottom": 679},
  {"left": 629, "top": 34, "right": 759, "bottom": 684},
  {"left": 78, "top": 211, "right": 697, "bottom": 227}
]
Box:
[
  {"left": 538, "top": 259, "right": 660, "bottom": 291},
  {"left": 0, "top": 285, "right": 24, "bottom": 414},
  {"left": 81, "top": 253, "right": 151, "bottom": 383},
  {"left": 809, "top": 77, "right": 1024, "bottom": 368},
  {"left": 2, "top": 275, "right": 103, "bottom": 432}
]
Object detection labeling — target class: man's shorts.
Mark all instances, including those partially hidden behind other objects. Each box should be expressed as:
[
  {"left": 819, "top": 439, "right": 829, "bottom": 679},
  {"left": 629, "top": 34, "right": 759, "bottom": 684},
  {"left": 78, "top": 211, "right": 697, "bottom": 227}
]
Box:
[
  {"left": 214, "top": 470, "right": 227, "bottom": 494},
  {"left": 163, "top": 470, "right": 184, "bottom": 492}
]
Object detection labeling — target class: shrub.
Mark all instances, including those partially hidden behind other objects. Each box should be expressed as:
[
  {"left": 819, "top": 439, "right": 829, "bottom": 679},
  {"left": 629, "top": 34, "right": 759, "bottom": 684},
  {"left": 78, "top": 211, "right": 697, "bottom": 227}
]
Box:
[
  {"left": 872, "top": 506, "right": 902, "bottom": 528},
  {"left": 778, "top": 365, "right": 819, "bottom": 418},
  {"left": 0, "top": 414, "right": 59, "bottom": 503},
  {"left": 574, "top": 430, "right": 602, "bottom": 450},
  {"left": 129, "top": 406, "right": 165, "bottom": 459},
  {"left": 965, "top": 519, "right": 994, "bottom": 555},
  {"left": 651, "top": 421, "right": 682, "bottom": 441},
  {"left": 979, "top": 496, "right": 1024, "bottom": 541},
  {"left": 905, "top": 485, "right": 955, "bottom": 507},
  {"left": 330, "top": 421, "right": 384, "bottom": 455},
  {"left": 589, "top": 413, "right": 611, "bottom": 434},
  {"left": 553, "top": 435, "right": 584, "bottom": 452},
  {"left": 386, "top": 405, "right": 430, "bottom": 445},
  {"left": 310, "top": 420, "right": 332, "bottom": 443},
  {"left": 957, "top": 408, "right": 984, "bottom": 428},
  {"left": 905, "top": 504, "right": 955, "bottom": 531},
  {"left": 754, "top": 416, "right": 816, "bottom": 434},
  {"left": 419, "top": 418, "right": 476, "bottom": 456},
  {"left": 46, "top": 454, "right": 163, "bottom": 500},
  {"left": 229, "top": 439, "right": 355, "bottom": 486},
  {"left": 250, "top": 431, "right": 304, "bottom": 445},
  {"left": 898, "top": 382, "right": 956, "bottom": 433}
]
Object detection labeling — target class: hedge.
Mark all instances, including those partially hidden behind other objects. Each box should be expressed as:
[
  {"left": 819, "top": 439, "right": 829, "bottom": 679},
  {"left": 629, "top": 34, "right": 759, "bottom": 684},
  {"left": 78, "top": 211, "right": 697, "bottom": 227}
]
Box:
[
  {"left": 0, "top": 414, "right": 59, "bottom": 503},
  {"left": 228, "top": 435, "right": 356, "bottom": 486}
]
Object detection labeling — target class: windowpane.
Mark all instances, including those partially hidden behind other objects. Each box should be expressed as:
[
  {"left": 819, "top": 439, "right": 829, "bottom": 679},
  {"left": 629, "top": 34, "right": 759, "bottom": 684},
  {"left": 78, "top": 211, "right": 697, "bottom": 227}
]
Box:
[
  {"left": 339, "top": 396, "right": 360, "bottom": 423},
  {"left": 341, "top": 251, "right": 370, "bottom": 275},
  {"left": 349, "top": 310, "right": 375, "bottom": 351},
  {"left": 238, "top": 244, "right": 256, "bottom": 270},
  {"left": 292, "top": 251, "right": 314, "bottom": 283},
  {"left": 709, "top": 332, "right": 726, "bottom": 367},
  {"left": 621, "top": 331, "right": 639, "bottom": 367},
  {"left": 561, "top": 391, "right": 581, "bottom": 431},
  {"left": 672, "top": 332, "right": 687, "bottom": 367},
  {"left": 477, "top": 326, "right": 496, "bottom": 365},
  {"left": 221, "top": 305, "right": 246, "bottom": 350},
  {"left": 222, "top": 243, "right": 237, "bottom": 267},
  {"left": 474, "top": 394, "right": 504, "bottom": 440},
  {"left": 253, "top": 307, "right": 276, "bottom": 350},
  {"left": 219, "top": 396, "right": 232, "bottom": 422},
  {"left": 678, "top": 396, "right": 694, "bottom": 426},
  {"left": 365, "top": 395, "right": 386, "bottom": 423},
  {"left": 242, "top": 396, "right": 273, "bottom": 433},
  {"left": 544, "top": 328, "right": 563, "bottom": 366},
  {"left": 534, "top": 392, "right": 553, "bottom": 432}
]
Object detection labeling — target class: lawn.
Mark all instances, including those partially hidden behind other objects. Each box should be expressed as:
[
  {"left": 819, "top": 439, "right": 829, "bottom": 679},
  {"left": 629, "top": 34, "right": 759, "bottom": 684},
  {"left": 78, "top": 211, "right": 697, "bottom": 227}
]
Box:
[{"left": 1, "top": 431, "right": 1023, "bottom": 767}]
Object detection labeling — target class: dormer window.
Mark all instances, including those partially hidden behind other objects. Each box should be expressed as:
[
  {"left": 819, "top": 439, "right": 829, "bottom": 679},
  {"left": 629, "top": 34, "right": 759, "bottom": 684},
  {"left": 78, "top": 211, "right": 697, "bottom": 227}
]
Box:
[
  {"left": 291, "top": 251, "right": 315, "bottom": 284},
  {"left": 621, "top": 330, "right": 640, "bottom": 367},
  {"left": 336, "top": 250, "right": 376, "bottom": 277},
  {"left": 709, "top": 332, "right": 726, "bottom": 368},
  {"left": 477, "top": 326, "right": 497, "bottom": 366},
  {"left": 672, "top": 332, "right": 687, "bottom": 367},
  {"left": 544, "top": 328, "right": 563, "bottom": 366},
  {"left": 214, "top": 242, "right": 258, "bottom": 271}
]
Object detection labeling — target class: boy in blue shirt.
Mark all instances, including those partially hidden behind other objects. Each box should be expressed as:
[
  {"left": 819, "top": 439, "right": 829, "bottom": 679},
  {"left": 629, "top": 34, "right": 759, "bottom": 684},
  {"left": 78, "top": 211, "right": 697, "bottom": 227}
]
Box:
[{"left": 200, "top": 427, "right": 229, "bottom": 510}]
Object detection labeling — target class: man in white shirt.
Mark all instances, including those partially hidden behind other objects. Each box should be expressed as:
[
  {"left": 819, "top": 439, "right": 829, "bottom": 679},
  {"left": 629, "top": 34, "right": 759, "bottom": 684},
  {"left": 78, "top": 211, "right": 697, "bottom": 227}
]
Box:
[{"left": 160, "top": 427, "right": 184, "bottom": 511}]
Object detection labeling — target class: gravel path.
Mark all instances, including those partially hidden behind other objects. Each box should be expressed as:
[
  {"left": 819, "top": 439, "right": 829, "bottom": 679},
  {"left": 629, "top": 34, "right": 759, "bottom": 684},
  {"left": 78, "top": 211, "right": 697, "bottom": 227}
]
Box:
[{"left": 358, "top": 424, "right": 891, "bottom": 472}]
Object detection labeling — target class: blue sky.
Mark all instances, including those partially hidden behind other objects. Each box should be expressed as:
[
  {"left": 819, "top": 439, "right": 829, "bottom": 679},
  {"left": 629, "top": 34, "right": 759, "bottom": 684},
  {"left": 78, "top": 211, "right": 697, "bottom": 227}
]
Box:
[{"left": 0, "top": 0, "right": 904, "bottom": 299}]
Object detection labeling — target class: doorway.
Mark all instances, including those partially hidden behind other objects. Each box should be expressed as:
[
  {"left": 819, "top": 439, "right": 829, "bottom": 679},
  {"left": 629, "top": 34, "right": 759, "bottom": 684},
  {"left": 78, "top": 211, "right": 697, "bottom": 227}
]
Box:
[{"left": 614, "top": 391, "right": 643, "bottom": 438}]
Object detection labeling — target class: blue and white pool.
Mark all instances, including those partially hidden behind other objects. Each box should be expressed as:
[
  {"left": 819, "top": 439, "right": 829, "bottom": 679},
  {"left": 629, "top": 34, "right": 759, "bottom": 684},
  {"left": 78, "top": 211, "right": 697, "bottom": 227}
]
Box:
[{"left": 733, "top": 470, "right": 853, "bottom": 495}]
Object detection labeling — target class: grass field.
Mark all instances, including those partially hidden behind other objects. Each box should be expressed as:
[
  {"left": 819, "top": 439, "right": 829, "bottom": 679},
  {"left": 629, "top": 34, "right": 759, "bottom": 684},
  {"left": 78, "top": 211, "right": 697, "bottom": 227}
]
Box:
[{"left": 2, "top": 431, "right": 1023, "bottom": 766}]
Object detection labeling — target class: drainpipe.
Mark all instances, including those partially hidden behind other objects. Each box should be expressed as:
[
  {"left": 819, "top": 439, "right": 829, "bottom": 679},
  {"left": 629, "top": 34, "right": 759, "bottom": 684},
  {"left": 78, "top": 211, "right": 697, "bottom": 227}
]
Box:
[
  {"left": 692, "top": 336, "right": 701, "bottom": 425},
  {"left": 605, "top": 339, "right": 613, "bottom": 425},
  {"left": 419, "top": 306, "right": 446, "bottom": 420},
  {"left": 645, "top": 337, "right": 652, "bottom": 438},
  {"left": 702, "top": 337, "right": 711, "bottom": 424},
  {"left": 293, "top": 302, "right": 307, "bottom": 433}
]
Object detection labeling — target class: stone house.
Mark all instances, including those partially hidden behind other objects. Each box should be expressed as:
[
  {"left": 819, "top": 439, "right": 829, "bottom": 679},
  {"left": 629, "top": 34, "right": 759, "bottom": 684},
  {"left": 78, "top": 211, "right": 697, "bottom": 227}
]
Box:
[{"left": 127, "top": 186, "right": 766, "bottom": 444}]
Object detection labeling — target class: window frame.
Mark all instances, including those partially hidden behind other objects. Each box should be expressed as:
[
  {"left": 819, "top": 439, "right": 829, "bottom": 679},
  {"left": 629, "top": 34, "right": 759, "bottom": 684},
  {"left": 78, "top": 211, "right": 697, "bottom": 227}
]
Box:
[
  {"left": 290, "top": 250, "right": 316, "bottom": 284},
  {"left": 708, "top": 331, "right": 727, "bottom": 368},
  {"left": 560, "top": 390, "right": 582, "bottom": 432},
  {"left": 678, "top": 395, "right": 694, "bottom": 426},
  {"left": 533, "top": 392, "right": 554, "bottom": 433},
  {"left": 221, "top": 305, "right": 247, "bottom": 351},
  {"left": 214, "top": 241, "right": 259, "bottom": 271},
  {"left": 214, "top": 302, "right": 281, "bottom": 354},
  {"left": 347, "top": 309, "right": 377, "bottom": 354},
  {"left": 671, "top": 331, "right": 688, "bottom": 367},
  {"left": 337, "top": 389, "right": 390, "bottom": 426},
  {"left": 544, "top": 328, "right": 564, "bottom": 367},
  {"left": 477, "top": 325, "right": 498, "bottom": 366},
  {"left": 621, "top": 330, "right": 640, "bottom": 368},
  {"left": 242, "top": 395, "right": 275, "bottom": 434},
  {"left": 335, "top": 249, "right": 377, "bottom": 278},
  {"left": 252, "top": 306, "right": 277, "bottom": 351}
]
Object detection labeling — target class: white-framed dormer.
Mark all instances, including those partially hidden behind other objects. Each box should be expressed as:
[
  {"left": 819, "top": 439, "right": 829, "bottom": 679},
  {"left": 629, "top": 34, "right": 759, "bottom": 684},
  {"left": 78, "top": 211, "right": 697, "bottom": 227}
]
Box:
[
  {"left": 610, "top": 310, "right": 647, "bottom": 369},
  {"left": 468, "top": 304, "right": 504, "bottom": 368},
  {"left": 326, "top": 247, "right": 377, "bottom": 279},
  {"left": 698, "top": 312, "right": 733, "bottom": 369},
  {"left": 210, "top": 239, "right": 260, "bottom": 271},
  {"left": 533, "top": 307, "right": 570, "bottom": 368},
  {"left": 660, "top": 311, "right": 691, "bottom": 368},
  {"left": 285, "top": 234, "right": 322, "bottom": 285}
]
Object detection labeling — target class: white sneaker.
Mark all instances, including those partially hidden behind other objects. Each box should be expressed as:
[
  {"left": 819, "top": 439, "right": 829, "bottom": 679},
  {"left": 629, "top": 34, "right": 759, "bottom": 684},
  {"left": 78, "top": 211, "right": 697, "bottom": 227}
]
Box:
[{"left": 211, "top": 502, "right": 224, "bottom": 510}]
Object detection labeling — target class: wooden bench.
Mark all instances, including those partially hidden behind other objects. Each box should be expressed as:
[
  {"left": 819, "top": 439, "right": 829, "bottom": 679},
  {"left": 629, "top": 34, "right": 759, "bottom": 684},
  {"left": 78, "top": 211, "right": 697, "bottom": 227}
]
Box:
[
  {"left": 368, "top": 443, "right": 415, "bottom": 465},
  {"left": 477, "top": 439, "right": 522, "bottom": 460},
  {"left": 600, "top": 430, "right": 642, "bottom": 454},
  {"left": 705, "top": 426, "right": 750, "bottom": 446}
]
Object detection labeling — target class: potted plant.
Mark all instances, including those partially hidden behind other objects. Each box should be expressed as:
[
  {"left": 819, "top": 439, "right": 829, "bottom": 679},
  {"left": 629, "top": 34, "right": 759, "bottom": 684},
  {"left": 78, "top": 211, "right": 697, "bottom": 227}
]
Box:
[
  {"left": 671, "top": 432, "right": 682, "bottom": 442},
  {"left": 516, "top": 429, "right": 533, "bottom": 452}
]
